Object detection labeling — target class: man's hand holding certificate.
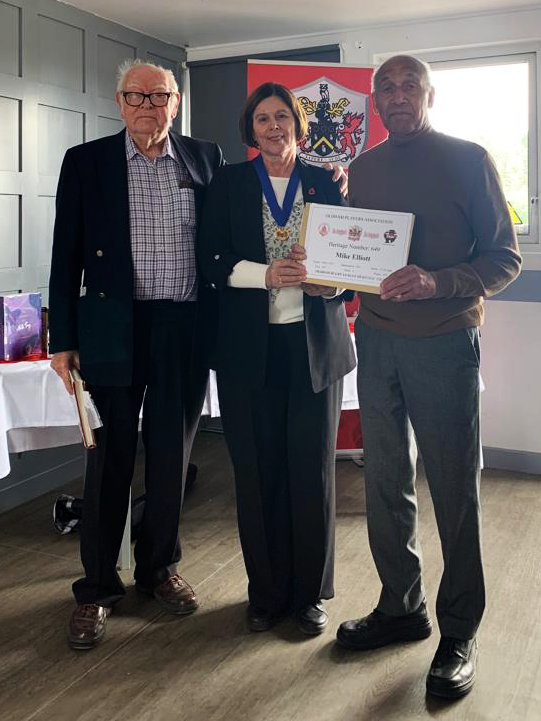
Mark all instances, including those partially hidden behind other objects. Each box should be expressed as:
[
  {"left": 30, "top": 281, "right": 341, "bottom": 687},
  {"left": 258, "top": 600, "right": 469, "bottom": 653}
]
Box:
[{"left": 299, "top": 203, "right": 414, "bottom": 293}]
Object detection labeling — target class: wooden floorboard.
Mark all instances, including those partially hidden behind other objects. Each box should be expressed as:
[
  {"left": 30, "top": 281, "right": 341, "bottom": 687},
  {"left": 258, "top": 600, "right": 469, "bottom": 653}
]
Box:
[{"left": 0, "top": 432, "right": 540, "bottom": 720}]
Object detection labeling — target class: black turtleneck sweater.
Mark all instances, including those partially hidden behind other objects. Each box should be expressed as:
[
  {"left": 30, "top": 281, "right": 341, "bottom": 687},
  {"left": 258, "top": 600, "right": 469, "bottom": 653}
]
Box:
[{"left": 348, "top": 127, "right": 522, "bottom": 337}]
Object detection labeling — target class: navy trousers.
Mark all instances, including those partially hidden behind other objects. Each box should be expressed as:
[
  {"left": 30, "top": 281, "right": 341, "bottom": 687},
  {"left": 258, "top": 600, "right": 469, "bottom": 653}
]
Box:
[{"left": 73, "top": 300, "right": 206, "bottom": 606}]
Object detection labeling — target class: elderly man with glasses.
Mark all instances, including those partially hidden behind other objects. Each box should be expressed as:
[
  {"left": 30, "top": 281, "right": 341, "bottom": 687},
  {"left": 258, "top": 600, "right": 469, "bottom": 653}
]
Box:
[{"left": 49, "top": 59, "right": 225, "bottom": 649}]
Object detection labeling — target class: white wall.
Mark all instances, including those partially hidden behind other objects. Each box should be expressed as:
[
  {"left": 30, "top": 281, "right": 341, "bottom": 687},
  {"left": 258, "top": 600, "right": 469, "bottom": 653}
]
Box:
[
  {"left": 481, "top": 301, "right": 541, "bottom": 453},
  {"left": 188, "top": 5, "right": 541, "bottom": 465},
  {"left": 187, "top": 5, "right": 541, "bottom": 70}
]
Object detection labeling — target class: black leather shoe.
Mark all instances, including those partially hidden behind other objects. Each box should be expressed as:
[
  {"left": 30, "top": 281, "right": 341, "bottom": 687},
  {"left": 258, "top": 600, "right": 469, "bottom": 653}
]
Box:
[
  {"left": 296, "top": 601, "right": 328, "bottom": 635},
  {"left": 246, "top": 604, "right": 279, "bottom": 632},
  {"left": 426, "top": 636, "right": 478, "bottom": 698},
  {"left": 336, "top": 603, "right": 432, "bottom": 650}
]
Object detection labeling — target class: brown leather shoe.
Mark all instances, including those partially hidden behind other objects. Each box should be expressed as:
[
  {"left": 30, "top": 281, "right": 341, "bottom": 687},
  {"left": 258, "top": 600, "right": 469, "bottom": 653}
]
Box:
[
  {"left": 67, "top": 603, "right": 110, "bottom": 650},
  {"left": 137, "top": 574, "right": 199, "bottom": 615}
]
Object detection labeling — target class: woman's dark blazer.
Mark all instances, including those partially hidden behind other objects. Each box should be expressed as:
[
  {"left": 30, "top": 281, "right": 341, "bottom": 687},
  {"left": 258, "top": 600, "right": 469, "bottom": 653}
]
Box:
[{"left": 197, "top": 159, "right": 356, "bottom": 393}]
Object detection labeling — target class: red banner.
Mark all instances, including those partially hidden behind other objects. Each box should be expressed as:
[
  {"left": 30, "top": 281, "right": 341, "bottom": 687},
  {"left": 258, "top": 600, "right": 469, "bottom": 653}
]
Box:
[{"left": 247, "top": 60, "right": 387, "bottom": 167}]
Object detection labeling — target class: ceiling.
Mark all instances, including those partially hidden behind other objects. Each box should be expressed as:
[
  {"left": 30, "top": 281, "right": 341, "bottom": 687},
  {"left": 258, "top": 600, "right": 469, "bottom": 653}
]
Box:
[{"left": 63, "top": 0, "right": 536, "bottom": 49}]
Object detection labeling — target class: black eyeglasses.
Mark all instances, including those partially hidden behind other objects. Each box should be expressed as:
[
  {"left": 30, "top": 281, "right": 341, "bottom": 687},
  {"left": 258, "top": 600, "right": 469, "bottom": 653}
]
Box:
[{"left": 121, "top": 92, "right": 172, "bottom": 107}]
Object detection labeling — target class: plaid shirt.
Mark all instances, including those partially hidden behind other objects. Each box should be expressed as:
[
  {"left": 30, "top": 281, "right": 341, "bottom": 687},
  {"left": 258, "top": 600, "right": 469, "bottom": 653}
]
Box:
[{"left": 126, "top": 132, "right": 197, "bottom": 301}]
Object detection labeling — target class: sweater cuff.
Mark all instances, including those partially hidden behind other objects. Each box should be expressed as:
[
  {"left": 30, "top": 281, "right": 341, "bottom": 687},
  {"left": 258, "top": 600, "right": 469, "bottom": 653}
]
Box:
[
  {"left": 431, "top": 269, "right": 453, "bottom": 299},
  {"left": 228, "top": 260, "right": 268, "bottom": 289}
]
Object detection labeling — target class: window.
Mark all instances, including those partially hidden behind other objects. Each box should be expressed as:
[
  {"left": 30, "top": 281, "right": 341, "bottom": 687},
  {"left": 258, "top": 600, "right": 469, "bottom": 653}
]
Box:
[{"left": 427, "top": 52, "right": 538, "bottom": 245}]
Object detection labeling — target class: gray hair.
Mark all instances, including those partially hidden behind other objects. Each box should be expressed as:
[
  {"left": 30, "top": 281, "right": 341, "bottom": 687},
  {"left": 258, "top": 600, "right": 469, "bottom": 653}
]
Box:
[
  {"left": 116, "top": 58, "right": 179, "bottom": 94},
  {"left": 372, "top": 55, "right": 432, "bottom": 93}
]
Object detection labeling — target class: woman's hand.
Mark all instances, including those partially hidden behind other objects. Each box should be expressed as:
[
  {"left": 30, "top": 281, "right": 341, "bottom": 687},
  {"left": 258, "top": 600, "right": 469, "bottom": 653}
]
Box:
[
  {"left": 287, "top": 243, "right": 307, "bottom": 262},
  {"left": 286, "top": 245, "right": 335, "bottom": 295},
  {"left": 265, "top": 259, "right": 306, "bottom": 289},
  {"left": 302, "top": 283, "right": 337, "bottom": 297}
]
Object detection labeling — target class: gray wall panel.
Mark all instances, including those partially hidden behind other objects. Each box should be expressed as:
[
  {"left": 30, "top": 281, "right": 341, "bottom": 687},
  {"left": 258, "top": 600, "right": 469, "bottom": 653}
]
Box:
[
  {"left": 0, "top": 194, "right": 20, "bottom": 268},
  {"left": 37, "top": 283, "right": 49, "bottom": 305},
  {"left": 38, "top": 15, "right": 84, "bottom": 92},
  {"left": 147, "top": 51, "right": 181, "bottom": 88},
  {"left": 36, "top": 195, "right": 55, "bottom": 265},
  {"left": 0, "top": 96, "right": 20, "bottom": 172},
  {"left": 96, "top": 115, "right": 123, "bottom": 138},
  {"left": 97, "top": 35, "right": 136, "bottom": 99},
  {"left": 0, "top": 0, "right": 186, "bottom": 507},
  {"left": 38, "top": 105, "right": 84, "bottom": 176},
  {"left": 0, "top": 2, "right": 21, "bottom": 77}
]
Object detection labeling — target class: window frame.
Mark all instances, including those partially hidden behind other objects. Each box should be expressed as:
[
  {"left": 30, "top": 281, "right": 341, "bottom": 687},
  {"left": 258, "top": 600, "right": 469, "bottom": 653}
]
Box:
[{"left": 375, "top": 44, "right": 540, "bottom": 253}]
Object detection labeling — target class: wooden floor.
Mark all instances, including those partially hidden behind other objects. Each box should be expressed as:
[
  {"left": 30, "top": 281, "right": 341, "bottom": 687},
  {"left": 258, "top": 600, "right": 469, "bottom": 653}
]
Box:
[{"left": 1, "top": 431, "right": 540, "bottom": 721}]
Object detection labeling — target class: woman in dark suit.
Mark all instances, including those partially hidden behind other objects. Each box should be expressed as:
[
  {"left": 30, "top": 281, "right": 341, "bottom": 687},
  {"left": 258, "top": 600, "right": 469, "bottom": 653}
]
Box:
[{"left": 198, "top": 82, "right": 356, "bottom": 635}]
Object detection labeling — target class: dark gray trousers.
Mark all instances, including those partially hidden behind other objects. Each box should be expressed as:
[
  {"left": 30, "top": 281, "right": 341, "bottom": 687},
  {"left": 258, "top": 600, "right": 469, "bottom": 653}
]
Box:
[{"left": 355, "top": 320, "right": 485, "bottom": 640}]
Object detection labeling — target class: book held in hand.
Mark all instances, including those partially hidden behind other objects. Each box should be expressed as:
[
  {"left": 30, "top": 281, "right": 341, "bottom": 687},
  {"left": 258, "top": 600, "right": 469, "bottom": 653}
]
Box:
[{"left": 69, "top": 368, "right": 98, "bottom": 449}]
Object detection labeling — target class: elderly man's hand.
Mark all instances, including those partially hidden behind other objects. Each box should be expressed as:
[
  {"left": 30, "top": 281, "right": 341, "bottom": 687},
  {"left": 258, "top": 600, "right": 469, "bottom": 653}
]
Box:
[
  {"left": 323, "top": 162, "right": 348, "bottom": 197},
  {"left": 50, "top": 350, "right": 80, "bottom": 395},
  {"left": 380, "top": 264, "right": 436, "bottom": 301}
]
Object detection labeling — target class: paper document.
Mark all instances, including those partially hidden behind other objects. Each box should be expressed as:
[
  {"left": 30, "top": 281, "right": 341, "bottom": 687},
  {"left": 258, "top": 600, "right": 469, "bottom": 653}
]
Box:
[{"left": 299, "top": 203, "right": 414, "bottom": 293}]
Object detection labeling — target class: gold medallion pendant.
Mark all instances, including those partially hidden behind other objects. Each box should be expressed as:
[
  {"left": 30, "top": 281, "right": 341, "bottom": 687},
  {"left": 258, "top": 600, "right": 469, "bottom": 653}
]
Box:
[{"left": 275, "top": 226, "right": 290, "bottom": 242}]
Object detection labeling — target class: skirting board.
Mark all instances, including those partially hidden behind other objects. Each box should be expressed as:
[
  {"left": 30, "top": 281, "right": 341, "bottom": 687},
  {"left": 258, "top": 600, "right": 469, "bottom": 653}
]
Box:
[
  {"left": 336, "top": 448, "right": 541, "bottom": 475},
  {"left": 0, "top": 446, "right": 84, "bottom": 513},
  {"left": 482, "top": 447, "right": 541, "bottom": 476},
  {"left": 337, "top": 448, "right": 541, "bottom": 475},
  {"left": 1, "top": 444, "right": 538, "bottom": 516}
]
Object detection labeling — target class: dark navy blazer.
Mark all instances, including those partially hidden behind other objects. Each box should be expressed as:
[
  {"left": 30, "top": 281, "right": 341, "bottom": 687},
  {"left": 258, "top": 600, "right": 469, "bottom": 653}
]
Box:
[{"left": 49, "top": 129, "right": 224, "bottom": 386}]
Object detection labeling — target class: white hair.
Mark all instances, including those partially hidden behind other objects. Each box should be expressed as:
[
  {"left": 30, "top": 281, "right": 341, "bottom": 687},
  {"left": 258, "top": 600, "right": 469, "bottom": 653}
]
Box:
[
  {"left": 116, "top": 58, "right": 179, "bottom": 94},
  {"left": 372, "top": 55, "right": 432, "bottom": 93}
]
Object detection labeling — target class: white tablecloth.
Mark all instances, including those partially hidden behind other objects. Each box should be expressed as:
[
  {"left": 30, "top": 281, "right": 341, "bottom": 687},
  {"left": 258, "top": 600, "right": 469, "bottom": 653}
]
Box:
[
  {"left": 0, "top": 361, "right": 79, "bottom": 478},
  {"left": 0, "top": 353, "right": 359, "bottom": 479}
]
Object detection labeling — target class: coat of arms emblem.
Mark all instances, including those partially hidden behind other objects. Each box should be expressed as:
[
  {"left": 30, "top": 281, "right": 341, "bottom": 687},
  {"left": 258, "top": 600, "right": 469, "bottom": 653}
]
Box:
[{"left": 295, "top": 78, "right": 368, "bottom": 167}]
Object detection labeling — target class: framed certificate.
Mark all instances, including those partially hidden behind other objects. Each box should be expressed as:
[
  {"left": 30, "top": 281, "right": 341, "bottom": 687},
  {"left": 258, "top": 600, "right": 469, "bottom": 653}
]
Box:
[{"left": 299, "top": 203, "right": 415, "bottom": 293}]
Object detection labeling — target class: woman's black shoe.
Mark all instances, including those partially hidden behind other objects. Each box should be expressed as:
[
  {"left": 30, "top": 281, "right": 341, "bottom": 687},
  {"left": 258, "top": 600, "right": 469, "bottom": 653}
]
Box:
[
  {"left": 296, "top": 601, "right": 328, "bottom": 635},
  {"left": 246, "top": 604, "right": 279, "bottom": 632}
]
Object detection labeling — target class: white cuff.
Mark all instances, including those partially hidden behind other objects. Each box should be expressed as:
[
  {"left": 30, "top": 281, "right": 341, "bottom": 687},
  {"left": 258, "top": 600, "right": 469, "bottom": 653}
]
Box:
[{"left": 228, "top": 260, "right": 269, "bottom": 289}]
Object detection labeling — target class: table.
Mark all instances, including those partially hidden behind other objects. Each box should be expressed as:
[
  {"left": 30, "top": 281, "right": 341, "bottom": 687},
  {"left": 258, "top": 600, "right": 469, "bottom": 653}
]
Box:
[
  {"left": 0, "top": 359, "right": 224, "bottom": 480},
  {"left": 1, "top": 354, "right": 359, "bottom": 480},
  {"left": 0, "top": 360, "right": 82, "bottom": 479}
]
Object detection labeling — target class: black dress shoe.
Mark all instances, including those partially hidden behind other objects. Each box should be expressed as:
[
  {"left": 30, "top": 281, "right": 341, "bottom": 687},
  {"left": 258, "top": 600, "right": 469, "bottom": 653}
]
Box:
[
  {"left": 246, "top": 604, "right": 279, "bottom": 632},
  {"left": 296, "top": 602, "right": 328, "bottom": 635},
  {"left": 426, "top": 636, "right": 478, "bottom": 698},
  {"left": 336, "top": 603, "right": 432, "bottom": 650}
]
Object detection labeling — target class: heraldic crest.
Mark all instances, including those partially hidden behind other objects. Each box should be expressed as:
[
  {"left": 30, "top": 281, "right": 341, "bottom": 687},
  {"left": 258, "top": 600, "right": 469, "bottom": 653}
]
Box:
[{"left": 296, "top": 78, "right": 368, "bottom": 167}]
